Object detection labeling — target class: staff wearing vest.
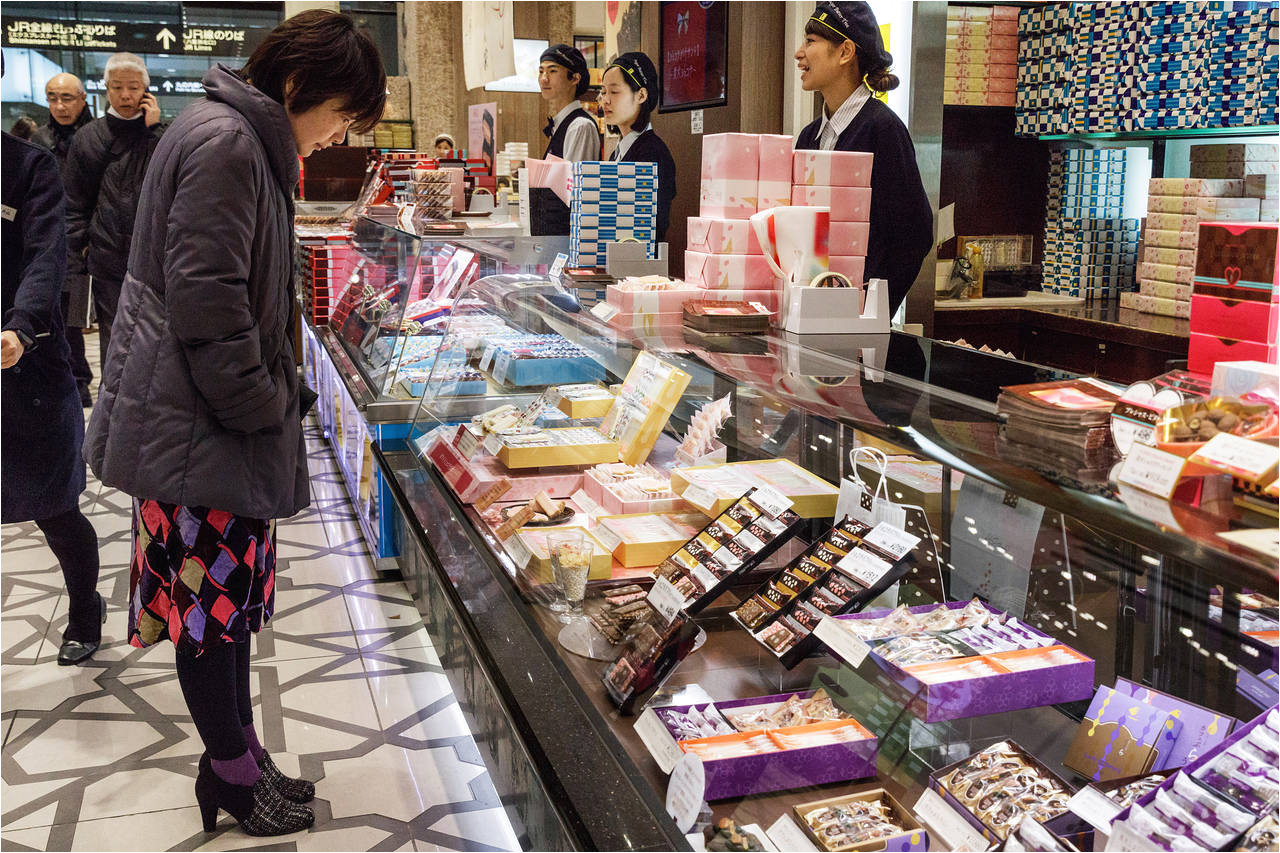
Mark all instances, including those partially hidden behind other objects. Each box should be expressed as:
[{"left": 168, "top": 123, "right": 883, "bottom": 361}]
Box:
[
  {"left": 794, "top": 1, "right": 932, "bottom": 315},
  {"left": 601, "top": 52, "right": 676, "bottom": 243},
  {"left": 532, "top": 43, "right": 601, "bottom": 234}
]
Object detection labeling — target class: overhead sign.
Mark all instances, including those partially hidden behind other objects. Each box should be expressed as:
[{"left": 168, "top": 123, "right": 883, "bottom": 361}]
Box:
[
  {"left": 3, "top": 16, "right": 262, "bottom": 56},
  {"left": 85, "top": 77, "right": 205, "bottom": 96}
]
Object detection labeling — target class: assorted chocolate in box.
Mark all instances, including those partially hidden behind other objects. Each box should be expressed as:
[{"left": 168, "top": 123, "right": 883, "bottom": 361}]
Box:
[
  {"left": 652, "top": 487, "right": 803, "bottom": 615},
  {"left": 732, "top": 517, "right": 920, "bottom": 668},
  {"left": 794, "top": 789, "right": 929, "bottom": 852},
  {"left": 635, "top": 689, "right": 876, "bottom": 800}
]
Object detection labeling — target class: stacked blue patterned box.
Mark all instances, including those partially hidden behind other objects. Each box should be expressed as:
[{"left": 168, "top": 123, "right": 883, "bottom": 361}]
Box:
[
  {"left": 1015, "top": 2, "right": 1278, "bottom": 136},
  {"left": 569, "top": 161, "right": 658, "bottom": 267},
  {"left": 1042, "top": 149, "right": 1141, "bottom": 300}
]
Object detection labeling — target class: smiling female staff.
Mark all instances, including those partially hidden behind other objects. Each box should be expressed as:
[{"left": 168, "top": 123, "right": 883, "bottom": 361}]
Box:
[{"left": 794, "top": 1, "right": 933, "bottom": 315}]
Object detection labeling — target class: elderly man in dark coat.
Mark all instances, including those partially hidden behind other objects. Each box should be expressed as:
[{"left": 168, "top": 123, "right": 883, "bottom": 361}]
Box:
[{"left": 1, "top": 130, "right": 104, "bottom": 664}]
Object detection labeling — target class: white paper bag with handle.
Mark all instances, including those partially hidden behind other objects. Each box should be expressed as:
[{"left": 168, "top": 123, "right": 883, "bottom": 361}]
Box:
[{"left": 835, "top": 446, "right": 907, "bottom": 530}]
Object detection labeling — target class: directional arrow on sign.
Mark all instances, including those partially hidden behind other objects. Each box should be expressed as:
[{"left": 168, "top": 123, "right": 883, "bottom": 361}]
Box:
[
  {"left": 162, "top": 80, "right": 173, "bottom": 92},
  {"left": 156, "top": 27, "right": 176, "bottom": 50}
]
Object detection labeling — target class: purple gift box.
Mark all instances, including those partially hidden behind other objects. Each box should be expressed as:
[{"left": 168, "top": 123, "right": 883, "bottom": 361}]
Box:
[
  {"left": 635, "top": 689, "right": 877, "bottom": 801},
  {"left": 1114, "top": 677, "right": 1237, "bottom": 770},
  {"left": 832, "top": 601, "right": 1095, "bottom": 722}
]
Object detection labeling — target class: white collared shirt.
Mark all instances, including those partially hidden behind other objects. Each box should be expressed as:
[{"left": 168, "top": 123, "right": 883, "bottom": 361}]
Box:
[
  {"left": 817, "top": 84, "right": 871, "bottom": 150},
  {"left": 611, "top": 128, "right": 646, "bottom": 161},
  {"left": 551, "top": 101, "right": 600, "bottom": 162}
]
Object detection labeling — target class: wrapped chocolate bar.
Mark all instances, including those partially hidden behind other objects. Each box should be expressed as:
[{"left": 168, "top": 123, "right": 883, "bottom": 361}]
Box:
[{"left": 601, "top": 609, "right": 700, "bottom": 715}]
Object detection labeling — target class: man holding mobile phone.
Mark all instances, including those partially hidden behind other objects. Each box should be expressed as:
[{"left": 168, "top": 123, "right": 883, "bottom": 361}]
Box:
[{"left": 64, "top": 52, "right": 165, "bottom": 374}]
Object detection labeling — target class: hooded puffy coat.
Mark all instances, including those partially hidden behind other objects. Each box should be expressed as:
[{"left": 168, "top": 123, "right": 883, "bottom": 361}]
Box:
[{"left": 84, "top": 64, "right": 308, "bottom": 520}]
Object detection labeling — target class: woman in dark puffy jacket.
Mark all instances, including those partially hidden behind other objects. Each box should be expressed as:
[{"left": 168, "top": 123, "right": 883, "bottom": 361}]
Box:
[{"left": 84, "top": 11, "right": 384, "bottom": 837}]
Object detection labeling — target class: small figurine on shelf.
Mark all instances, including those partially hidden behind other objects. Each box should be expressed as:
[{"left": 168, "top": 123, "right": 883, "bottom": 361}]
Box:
[{"left": 706, "top": 818, "right": 764, "bottom": 852}]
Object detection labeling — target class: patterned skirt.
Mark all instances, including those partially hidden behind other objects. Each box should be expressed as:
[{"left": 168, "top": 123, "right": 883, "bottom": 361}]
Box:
[{"left": 129, "top": 499, "right": 276, "bottom": 656}]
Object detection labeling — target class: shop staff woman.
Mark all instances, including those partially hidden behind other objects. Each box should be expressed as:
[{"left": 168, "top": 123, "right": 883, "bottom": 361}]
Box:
[
  {"left": 795, "top": 1, "right": 933, "bottom": 315},
  {"left": 600, "top": 51, "right": 677, "bottom": 243},
  {"left": 85, "top": 11, "right": 385, "bottom": 837}
]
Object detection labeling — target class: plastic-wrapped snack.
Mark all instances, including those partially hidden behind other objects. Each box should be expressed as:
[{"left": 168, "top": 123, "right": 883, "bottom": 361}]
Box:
[
  {"left": 1197, "top": 747, "right": 1280, "bottom": 813},
  {"left": 1108, "top": 774, "right": 1167, "bottom": 809},
  {"left": 1128, "top": 806, "right": 1205, "bottom": 852},
  {"left": 759, "top": 621, "right": 797, "bottom": 654},
  {"left": 1237, "top": 812, "right": 1279, "bottom": 852},
  {"left": 1171, "top": 774, "right": 1255, "bottom": 834},
  {"left": 877, "top": 633, "right": 969, "bottom": 666}
]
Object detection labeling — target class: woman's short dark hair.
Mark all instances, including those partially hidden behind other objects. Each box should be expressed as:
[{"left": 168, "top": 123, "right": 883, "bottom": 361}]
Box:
[
  {"left": 803, "top": 19, "right": 899, "bottom": 92},
  {"left": 244, "top": 10, "right": 386, "bottom": 134},
  {"left": 604, "top": 66, "right": 656, "bottom": 135}
]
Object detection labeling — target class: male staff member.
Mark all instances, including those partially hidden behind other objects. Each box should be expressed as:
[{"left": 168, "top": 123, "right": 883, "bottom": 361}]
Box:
[
  {"left": 530, "top": 44, "right": 600, "bottom": 235},
  {"left": 64, "top": 53, "right": 164, "bottom": 372},
  {"left": 32, "top": 72, "right": 94, "bottom": 406}
]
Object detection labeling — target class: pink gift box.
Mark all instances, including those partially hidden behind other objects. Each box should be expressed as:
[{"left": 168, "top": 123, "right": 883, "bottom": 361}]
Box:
[
  {"left": 428, "top": 439, "right": 585, "bottom": 504},
  {"left": 685, "top": 251, "right": 780, "bottom": 289},
  {"left": 792, "top": 150, "right": 874, "bottom": 187},
  {"left": 606, "top": 286, "right": 704, "bottom": 314},
  {"left": 791, "top": 186, "right": 872, "bottom": 222},
  {"left": 758, "top": 134, "right": 794, "bottom": 184},
  {"left": 608, "top": 311, "right": 684, "bottom": 332},
  {"left": 831, "top": 221, "right": 870, "bottom": 256},
  {"left": 1189, "top": 331, "right": 1279, "bottom": 375},
  {"left": 829, "top": 255, "right": 867, "bottom": 286},
  {"left": 700, "top": 178, "right": 758, "bottom": 220},
  {"left": 1190, "top": 294, "right": 1280, "bottom": 344},
  {"left": 757, "top": 180, "right": 793, "bottom": 212},
  {"left": 701, "top": 133, "right": 760, "bottom": 181},
  {"left": 687, "top": 217, "right": 763, "bottom": 255}
]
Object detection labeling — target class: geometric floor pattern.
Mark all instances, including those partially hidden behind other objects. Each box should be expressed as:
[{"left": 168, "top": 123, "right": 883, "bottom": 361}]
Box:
[{"left": 1, "top": 336, "right": 522, "bottom": 852}]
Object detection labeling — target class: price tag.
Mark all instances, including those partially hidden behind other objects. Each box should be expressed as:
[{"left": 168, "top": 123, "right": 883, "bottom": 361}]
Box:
[
  {"left": 483, "top": 432, "right": 503, "bottom": 455},
  {"left": 1068, "top": 786, "right": 1123, "bottom": 833},
  {"left": 690, "top": 109, "right": 704, "bottom": 135},
  {"left": 549, "top": 252, "right": 569, "bottom": 280},
  {"left": 591, "top": 301, "right": 620, "bottom": 323},
  {"left": 1190, "top": 431, "right": 1280, "bottom": 482},
  {"left": 686, "top": 833, "right": 706, "bottom": 852},
  {"left": 665, "top": 752, "right": 706, "bottom": 834},
  {"left": 634, "top": 708, "right": 685, "bottom": 773},
  {"left": 648, "top": 576, "right": 685, "bottom": 624},
  {"left": 749, "top": 301, "right": 770, "bottom": 314},
  {"left": 517, "top": 390, "right": 553, "bottom": 427},
  {"left": 592, "top": 523, "right": 622, "bottom": 553},
  {"left": 836, "top": 548, "right": 893, "bottom": 588},
  {"left": 764, "top": 815, "right": 819, "bottom": 852},
  {"left": 682, "top": 484, "right": 717, "bottom": 514},
  {"left": 914, "top": 788, "right": 992, "bottom": 852},
  {"left": 479, "top": 344, "right": 496, "bottom": 372},
  {"left": 814, "top": 615, "right": 871, "bottom": 667},
  {"left": 506, "top": 533, "right": 534, "bottom": 569},
  {"left": 749, "top": 485, "right": 793, "bottom": 519},
  {"left": 453, "top": 425, "right": 481, "bottom": 460},
  {"left": 493, "top": 351, "right": 513, "bottom": 386},
  {"left": 691, "top": 563, "right": 720, "bottom": 593},
  {"left": 1117, "top": 442, "right": 1187, "bottom": 499},
  {"left": 864, "top": 522, "right": 921, "bottom": 561}
]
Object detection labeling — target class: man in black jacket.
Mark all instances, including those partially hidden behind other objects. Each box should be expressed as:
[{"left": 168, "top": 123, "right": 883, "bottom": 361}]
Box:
[
  {"left": 32, "top": 72, "right": 94, "bottom": 405},
  {"left": 64, "top": 53, "right": 164, "bottom": 372}
]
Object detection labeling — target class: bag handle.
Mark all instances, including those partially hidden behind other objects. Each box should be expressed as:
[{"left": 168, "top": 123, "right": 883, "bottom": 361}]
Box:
[{"left": 848, "top": 445, "right": 890, "bottom": 504}]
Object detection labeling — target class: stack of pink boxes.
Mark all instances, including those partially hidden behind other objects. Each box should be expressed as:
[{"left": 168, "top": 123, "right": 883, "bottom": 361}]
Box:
[
  {"left": 1121, "top": 178, "right": 1261, "bottom": 319},
  {"left": 791, "top": 150, "right": 872, "bottom": 285},
  {"left": 1187, "top": 221, "right": 1279, "bottom": 374},
  {"left": 944, "top": 5, "right": 1018, "bottom": 107}
]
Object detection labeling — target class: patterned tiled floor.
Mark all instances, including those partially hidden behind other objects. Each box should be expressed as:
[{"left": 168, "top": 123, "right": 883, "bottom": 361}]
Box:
[{"left": 1, "top": 333, "right": 523, "bottom": 852}]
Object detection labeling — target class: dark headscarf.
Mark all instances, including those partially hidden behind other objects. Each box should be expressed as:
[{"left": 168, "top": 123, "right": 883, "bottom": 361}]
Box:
[{"left": 540, "top": 43, "right": 591, "bottom": 98}]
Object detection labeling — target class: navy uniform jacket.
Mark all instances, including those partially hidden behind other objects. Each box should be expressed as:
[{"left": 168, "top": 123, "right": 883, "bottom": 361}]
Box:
[
  {"left": 1, "top": 132, "right": 85, "bottom": 522},
  {"left": 796, "top": 97, "right": 933, "bottom": 314},
  {"left": 612, "top": 128, "right": 677, "bottom": 243}
]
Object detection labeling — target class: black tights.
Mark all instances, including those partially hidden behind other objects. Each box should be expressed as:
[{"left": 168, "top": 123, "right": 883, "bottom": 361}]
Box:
[
  {"left": 175, "top": 640, "right": 254, "bottom": 761},
  {"left": 34, "top": 506, "right": 100, "bottom": 642}
]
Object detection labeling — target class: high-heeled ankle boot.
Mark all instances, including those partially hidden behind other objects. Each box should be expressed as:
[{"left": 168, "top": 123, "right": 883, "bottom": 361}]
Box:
[
  {"left": 259, "top": 751, "right": 315, "bottom": 803},
  {"left": 195, "top": 753, "right": 314, "bottom": 835}
]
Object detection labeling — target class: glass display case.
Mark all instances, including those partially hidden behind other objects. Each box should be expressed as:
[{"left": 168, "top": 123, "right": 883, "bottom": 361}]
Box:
[
  {"left": 350, "top": 217, "right": 1277, "bottom": 851},
  {"left": 297, "top": 213, "right": 569, "bottom": 563}
]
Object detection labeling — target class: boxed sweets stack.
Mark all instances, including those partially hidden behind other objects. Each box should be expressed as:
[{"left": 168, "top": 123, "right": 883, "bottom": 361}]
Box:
[
  {"left": 1066, "top": 3, "right": 1143, "bottom": 135},
  {"left": 1014, "top": 3, "right": 1073, "bottom": 136},
  {"left": 1207, "top": 7, "right": 1280, "bottom": 129},
  {"left": 1188, "top": 220, "right": 1280, "bottom": 374},
  {"left": 295, "top": 231, "right": 355, "bottom": 327},
  {"left": 569, "top": 161, "right": 657, "bottom": 268},
  {"left": 1040, "top": 149, "right": 1138, "bottom": 299},
  {"left": 687, "top": 133, "right": 793, "bottom": 292},
  {"left": 1123, "top": 174, "right": 1260, "bottom": 319},
  {"left": 636, "top": 689, "right": 878, "bottom": 799},
  {"left": 791, "top": 149, "right": 873, "bottom": 285},
  {"left": 1190, "top": 143, "right": 1279, "bottom": 181},
  {"left": 996, "top": 378, "right": 1124, "bottom": 482},
  {"left": 944, "top": 5, "right": 1019, "bottom": 107}
]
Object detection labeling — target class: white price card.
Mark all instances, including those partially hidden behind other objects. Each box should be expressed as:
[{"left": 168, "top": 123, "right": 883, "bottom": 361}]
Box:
[
  {"left": 483, "top": 432, "right": 503, "bottom": 455},
  {"left": 682, "top": 484, "right": 717, "bottom": 514},
  {"left": 750, "top": 485, "right": 793, "bottom": 518},
  {"left": 1191, "top": 431, "right": 1280, "bottom": 481},
  {"left": 1117, "top": 442, "right": 1187, "bottom": 499},
  {"left": 648, "top": 576, "right": 685, "bottom": 624},
  {"left": 814, "top": 615, "right": 871, "bottom": 667},
  {"left": 665, "top": 752, "right": 706, "bottom": 834},
  {"left": 864, "top": 522, "right": 921, "bottom": 560},
  {"left": 548, "top": 252, "right": 569, "bottom": 280},
  {"left": 764, "top": 815, "right": 819, "bottom": 852},
  {"left": 836, "top": 548, "right": 894, "bottom": 588},
  {"left": 590, "top": 302, "right": 620, "bottom": 323},
  {"left": 914, "top": 788, "right": 992, "bottom": 852},
  {"left": 634, "top": 708, "right": 685, "bottom": 774},
  {"left": 592, "top": 523, "right": 622, "bottom": 553},
  {"left": 505, "top": 534, "right": 533, "bottom": 570},
  {"left": 691, "top": 563, "right": 720, "bottom": 593},
  {"left": 453, "top": 425, "right": 480, "bottom": 460},
  {"left": 493, "top": 351, "right": 513, "bottom": 386},
  {"left": 1067, "top": 786, "right": 1123, "bottom": 832},
  {"left": 479, "top": 344, "right": 496, "bottom": 373}
]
